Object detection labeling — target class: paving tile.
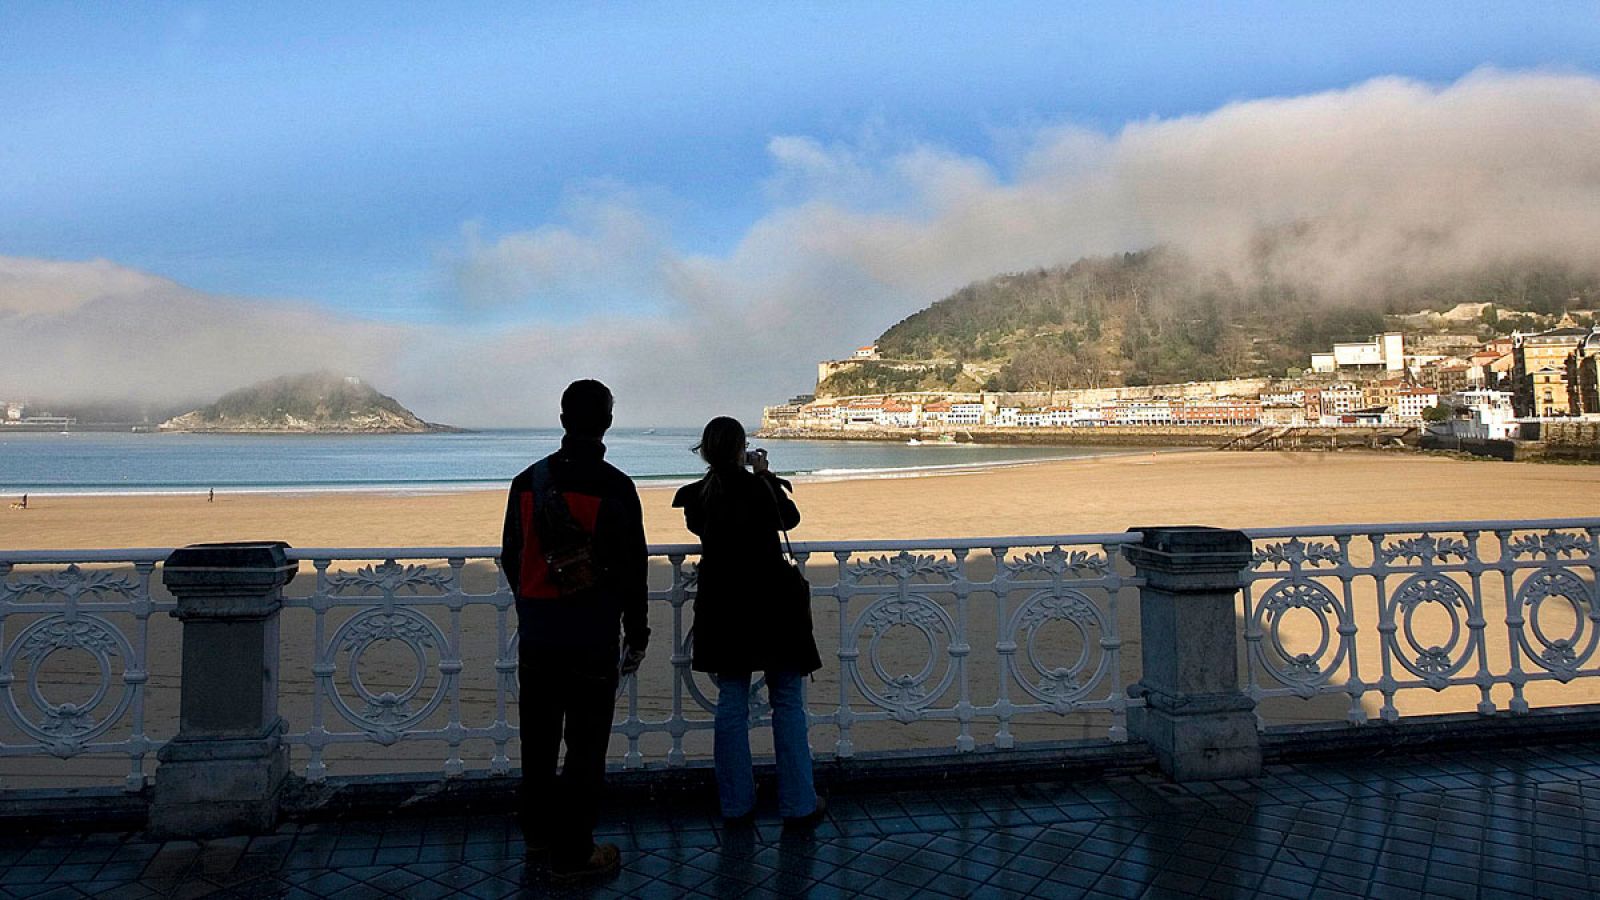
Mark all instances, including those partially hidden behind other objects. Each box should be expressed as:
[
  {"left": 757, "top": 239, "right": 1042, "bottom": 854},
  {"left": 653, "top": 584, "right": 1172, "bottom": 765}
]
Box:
[{"left": 10, "top": 743, "right": 1600, "bottom": 900}]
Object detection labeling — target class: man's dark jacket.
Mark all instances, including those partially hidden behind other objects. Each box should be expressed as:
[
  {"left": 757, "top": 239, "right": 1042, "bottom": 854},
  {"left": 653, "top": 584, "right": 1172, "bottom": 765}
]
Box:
[
  {"left": 673, "top": 465, "right": 820, "bottom": 676},
  {"left": 502, "top": 436, "right": 649, "bottom": 666}
]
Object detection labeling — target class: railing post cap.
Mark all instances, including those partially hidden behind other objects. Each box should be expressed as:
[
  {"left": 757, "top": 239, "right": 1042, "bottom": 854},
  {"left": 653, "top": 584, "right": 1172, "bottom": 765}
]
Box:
[
  {"left": 162, "top": 542, "right": 296, "bottom": 618},
  {"left": 1122, "top": 526, "right": 1252, "bottom": 588},
  {"left": 164, "top": 541, "right": 295, "bottom": 574}
]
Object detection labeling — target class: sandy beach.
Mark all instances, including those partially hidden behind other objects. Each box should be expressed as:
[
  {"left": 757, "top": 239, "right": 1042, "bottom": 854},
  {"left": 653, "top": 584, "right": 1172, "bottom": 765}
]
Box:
[
  {"left": 4, "top": 449, "right": 1595, "bottom": 549},
  {"left": 3, "top": 450, "right": 1597, "bottom": 787}
]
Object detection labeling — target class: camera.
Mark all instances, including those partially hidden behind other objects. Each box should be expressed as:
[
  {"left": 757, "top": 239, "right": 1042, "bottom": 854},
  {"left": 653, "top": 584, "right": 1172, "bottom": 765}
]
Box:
[{"left": 744, "top": 448, "right": 767, "bottom": 467}]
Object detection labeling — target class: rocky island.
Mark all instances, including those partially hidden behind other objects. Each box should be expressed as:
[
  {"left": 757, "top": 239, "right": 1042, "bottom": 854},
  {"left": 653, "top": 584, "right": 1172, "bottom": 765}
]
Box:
[{"left": 159, "top": 372, "right": 458, "bottom": 434}]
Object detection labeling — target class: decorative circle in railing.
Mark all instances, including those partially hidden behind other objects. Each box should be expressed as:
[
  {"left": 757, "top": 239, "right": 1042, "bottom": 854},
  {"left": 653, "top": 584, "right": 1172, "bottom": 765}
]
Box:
[
  {"left": 1252, "top": 578, "right": 1344, "bottom": 696},
  {"left": 677, "top": 626, "right": 769, "bottom": 719},
  {"left": 1005, "top": 587, "right": 1110, "bottom": 707},
  {"left": 0, "top": 612, "right": 136, "bottom": 757},
  {"left": 321, "top": 606, "right": 453, "bottom": 744},
  {"left": 847, "top": 593, "right": 957, "bottom": 721},
  {"left": 1388, "top": 574, "right": 1473, "bottom": 689},
  {"left": 1515, "top": 567, "right": 1598, "bottom": 682}
]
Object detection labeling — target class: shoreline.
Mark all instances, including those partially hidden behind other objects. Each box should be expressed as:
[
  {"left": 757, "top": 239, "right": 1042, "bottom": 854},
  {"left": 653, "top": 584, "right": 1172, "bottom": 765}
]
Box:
[
  {"left": 2, "top": 447, "right": 1165, "bottom": 499},
  {"left": 5, "top": 451, "right": 1598, "bottom": 552}
]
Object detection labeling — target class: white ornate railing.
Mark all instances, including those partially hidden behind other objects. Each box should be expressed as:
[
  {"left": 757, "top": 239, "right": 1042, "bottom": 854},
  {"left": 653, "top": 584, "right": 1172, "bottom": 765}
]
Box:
[
  {"left": 8, "top": 517, "right": 1598, "bottom": 792},
  {"left": 279, "top": 534, "right": 1141, "bottom": 781},
  {"left": 1242, "top": 518, "right": 1600, "bottom": 726},
  {"left": 0, "top": 550, "right": 174, "bottom": 791}
]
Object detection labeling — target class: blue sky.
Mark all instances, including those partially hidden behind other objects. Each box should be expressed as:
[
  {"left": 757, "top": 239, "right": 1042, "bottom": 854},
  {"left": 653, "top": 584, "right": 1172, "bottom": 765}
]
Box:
[
  {"left": 4, "top": 4, "right": 1600, "bottom": 424},
  {"left": 4, "top": 2, "right": 1598, "bottom": 323}
]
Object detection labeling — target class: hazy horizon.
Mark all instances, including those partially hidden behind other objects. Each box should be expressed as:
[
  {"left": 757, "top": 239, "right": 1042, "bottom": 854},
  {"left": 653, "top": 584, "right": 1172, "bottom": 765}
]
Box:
[{"left": 4, "top": 5, "right": 1600, "bottom": 427}]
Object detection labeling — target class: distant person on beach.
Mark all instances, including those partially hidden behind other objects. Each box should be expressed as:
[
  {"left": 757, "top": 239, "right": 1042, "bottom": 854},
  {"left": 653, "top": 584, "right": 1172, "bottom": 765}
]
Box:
[
  {"left": 208, "top": 488, "right": 214, "bottom": 503},
  {"left": 500, "top": 379, "right": 649, "bottom": 881},
  {"left": 18, "top": 494, "right": 26, "bottom": 510},
  {"left": 673, "top": 417, "right": 825, "bottom": 828}
]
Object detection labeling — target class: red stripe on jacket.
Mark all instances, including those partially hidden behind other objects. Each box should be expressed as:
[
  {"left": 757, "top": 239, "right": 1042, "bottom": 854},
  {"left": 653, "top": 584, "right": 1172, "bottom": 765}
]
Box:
[{"left": 516, "top": 489, "right": 603, "bottom": 599}]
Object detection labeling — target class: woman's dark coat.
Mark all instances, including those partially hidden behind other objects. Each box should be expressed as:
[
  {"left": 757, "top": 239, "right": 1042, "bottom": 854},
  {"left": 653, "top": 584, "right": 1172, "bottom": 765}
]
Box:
[{"left": 672, "top": 466, "right": 822, "bottom": 676}]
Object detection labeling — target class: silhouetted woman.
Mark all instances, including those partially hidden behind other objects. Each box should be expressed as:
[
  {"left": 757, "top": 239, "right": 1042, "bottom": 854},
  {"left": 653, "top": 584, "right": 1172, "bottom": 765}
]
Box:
[{"left": 673, "top": 417, "right": 824, "bottom": 827}]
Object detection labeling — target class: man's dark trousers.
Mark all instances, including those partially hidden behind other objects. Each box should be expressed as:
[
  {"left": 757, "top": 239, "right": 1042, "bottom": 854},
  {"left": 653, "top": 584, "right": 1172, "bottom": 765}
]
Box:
[{"left": 518, "top": 645, "right": 618, "bottom": 867}]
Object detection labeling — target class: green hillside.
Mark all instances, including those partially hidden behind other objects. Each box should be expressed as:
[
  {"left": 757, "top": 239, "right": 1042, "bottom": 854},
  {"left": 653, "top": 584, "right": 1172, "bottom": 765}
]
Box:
[{"left": 849, "top": 247, "right": 1599, "bottom": 394}]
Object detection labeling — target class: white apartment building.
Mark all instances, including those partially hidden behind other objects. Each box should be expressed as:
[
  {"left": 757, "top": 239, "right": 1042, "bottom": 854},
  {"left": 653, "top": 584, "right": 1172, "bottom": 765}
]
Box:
[
  {"left": 843, "top": 399, "right": 884, "bottom": 426},
  {"left": 876, "top": 401, "right": 918, "bottom": 428},
  {"left": 1319, "top": 385, "right": 1367, "bottom": 416},
  {"left": 1109, "top": 400, "right": 1176, "bottom": 426},
  {"left": 1446, "top": 389, "right": 1519, "bottom": 439},
  {"left": 1311, "top": 332, "right": 1406, "bottom": 374},
  {"left": 946, "top": 403, "right": 984, "bottom": 425},
  {"left": 1386, "top": 387, "right": 1440, "bottom": 424}
]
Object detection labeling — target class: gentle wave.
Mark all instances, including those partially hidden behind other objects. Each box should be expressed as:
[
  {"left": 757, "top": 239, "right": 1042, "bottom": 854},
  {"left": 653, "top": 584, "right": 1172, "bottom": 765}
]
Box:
[{"left": 0, "top": 429, "right": 1127, "bottom": 496}]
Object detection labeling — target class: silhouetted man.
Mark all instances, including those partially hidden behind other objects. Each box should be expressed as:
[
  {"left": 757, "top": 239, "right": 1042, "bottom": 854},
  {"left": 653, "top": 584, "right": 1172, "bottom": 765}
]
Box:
[{"left": 501, "top": 379, "right": 649, "bottom": 881}]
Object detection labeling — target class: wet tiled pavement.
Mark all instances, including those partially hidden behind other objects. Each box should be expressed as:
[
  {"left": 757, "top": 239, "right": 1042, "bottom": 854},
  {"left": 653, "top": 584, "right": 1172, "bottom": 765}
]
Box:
[{"left": 4, "top": 743, "right": 1600, "bottom": 898}]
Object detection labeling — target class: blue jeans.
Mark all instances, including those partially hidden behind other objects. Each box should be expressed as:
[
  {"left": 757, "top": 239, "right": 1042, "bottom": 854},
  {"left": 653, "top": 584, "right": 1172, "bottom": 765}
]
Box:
[{"left": 714, "top": 671, "right": 817, "bottom": 818}]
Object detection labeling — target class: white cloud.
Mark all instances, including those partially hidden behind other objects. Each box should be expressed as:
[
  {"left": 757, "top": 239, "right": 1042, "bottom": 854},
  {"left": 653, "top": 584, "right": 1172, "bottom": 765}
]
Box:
[{"left": 7, "top": 69, "right": 1600, "bottom": 426}]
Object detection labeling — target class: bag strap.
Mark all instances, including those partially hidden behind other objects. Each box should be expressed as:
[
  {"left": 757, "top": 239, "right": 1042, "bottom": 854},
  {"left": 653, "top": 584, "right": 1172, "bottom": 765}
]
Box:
[
  {"left": 757, "top": 472, "right": 799, "bottom": 563},
  {"left": 531, "top": 459, "right": 590, "bottom": 551}
]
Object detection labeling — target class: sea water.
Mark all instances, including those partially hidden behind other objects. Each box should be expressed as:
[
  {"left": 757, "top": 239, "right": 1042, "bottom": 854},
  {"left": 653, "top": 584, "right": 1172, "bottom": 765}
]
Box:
[{"left": 0, "top": 429, "right": 1122, "bottom": 495}]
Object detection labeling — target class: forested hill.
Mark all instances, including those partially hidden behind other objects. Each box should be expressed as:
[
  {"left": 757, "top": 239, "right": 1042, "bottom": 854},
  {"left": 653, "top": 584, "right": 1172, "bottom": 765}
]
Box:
[
  {"left": 864, "top": 247, "right": 1599, "bottom": 392},
  {"left": 159, "top": 372, "right": 452, "bottom": 433}
]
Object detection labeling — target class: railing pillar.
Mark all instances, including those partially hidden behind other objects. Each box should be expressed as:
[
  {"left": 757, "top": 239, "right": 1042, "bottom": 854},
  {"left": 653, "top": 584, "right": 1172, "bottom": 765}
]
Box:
[
  {"left": 1123, "top": 526, "right": 1259, "bottom": 781},
  {"left": 150, "top": 542, "right": 295, "bottom": 838}
]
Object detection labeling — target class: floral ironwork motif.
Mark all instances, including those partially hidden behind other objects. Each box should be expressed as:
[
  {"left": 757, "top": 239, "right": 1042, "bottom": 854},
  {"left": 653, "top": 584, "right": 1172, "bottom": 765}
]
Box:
[
  {"left": 7, "top": 565, "right": 140, "bottom": 602},
  {"left": 848, "top": 595, "right": 958, "bottom": 719},
  {"left": 1508, "top": 531, "right": 1590, "bottom": 561},
  {"left": 1515, "top": 567, "right": 1596, "bottom": 682},
  {"left": 1006, "top": 589, "right": 1109, "bottom": 707},
  {"left": 848, "top": 552, "right": 958, "bottom": 583},
  {"left": 322, "top": 606, "right": 453, "bottom": 742},
  {"left": 1008, "top": 547, "right": 1109, "bottom": 578},
  {"left": 1388, "top": 575, "right": 1472, "bottom": 690},
  {"left": 1251, "top": 580, "right": 1341, "bottom": 696},
  {"left": 327, "top": 561, "right": 451, "bottom": 596},
  {"left": 1252, "top": 538, "right": 1341, "bottom": 570},
  {"left": 1381, "top": 534, "right": 1469, "bottom": 566},
  {"left": 0, "top": 612, "right": 136, "bottom": 756}
]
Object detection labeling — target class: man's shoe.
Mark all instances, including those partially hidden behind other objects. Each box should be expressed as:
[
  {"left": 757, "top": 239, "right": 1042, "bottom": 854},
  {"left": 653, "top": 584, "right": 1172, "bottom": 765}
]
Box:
[
  {"left": 782, "top": 795, "right": 827, "bottom": 830},
  {"left": 551, "top": 843, "right": 621, "bottom": 882}
]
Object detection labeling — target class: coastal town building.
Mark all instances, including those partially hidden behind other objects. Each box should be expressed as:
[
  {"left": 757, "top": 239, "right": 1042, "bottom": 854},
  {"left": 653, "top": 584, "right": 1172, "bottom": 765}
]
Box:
[
  {"left": 877, "top": 400, "right": 917, "bottom": 428},
  {"left": 1310, "top": 332, "right": 1405, "bottom": 375},
  {"left": 1388, "top": 386, "right": 1441, "bottom": 424},
  {"left": 767, "top": 325, "right": 1579, "bottom": 435},
  {"left": 1467, "top": 342, "right": 1514, "bottom": 389},
  {"left": 1512, "top": 326, "right": 1587, "bottom": 416},
  {"left": 1531, "top": 368, "right": 1568, "bottom": 417},
  {"left": 1447, "top": 389, "right": 1519, "bottom": 440},
  {"left": 1566, "top": 327, "right": 1600, "bottom": 416},
  {"left": 1170, "top": 399, "right": 1262, "bottom": 426},
  {"left": 1304, "top": 384, "right": 1365, "bottom": 422},
  {"left": 946, "top": 402, "right": 984, "bottom": 425},
  {"left": 1419, "top": 359, "right": 1471, "bottom": 394}
]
